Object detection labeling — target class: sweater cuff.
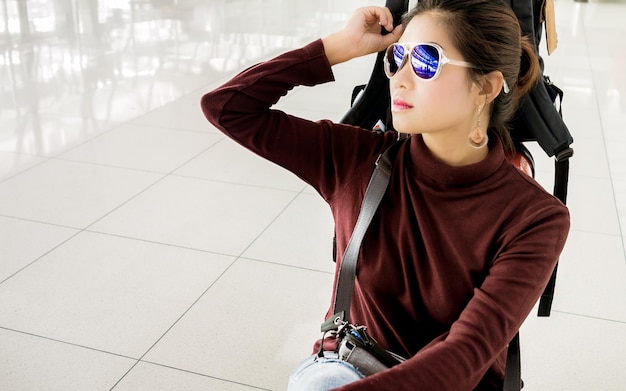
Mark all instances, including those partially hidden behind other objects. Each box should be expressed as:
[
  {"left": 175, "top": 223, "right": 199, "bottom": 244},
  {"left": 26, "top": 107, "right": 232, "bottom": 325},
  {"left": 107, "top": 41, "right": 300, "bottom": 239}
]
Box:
[{"left": 302, "top": 39, "right": 335, "bottom": 85}]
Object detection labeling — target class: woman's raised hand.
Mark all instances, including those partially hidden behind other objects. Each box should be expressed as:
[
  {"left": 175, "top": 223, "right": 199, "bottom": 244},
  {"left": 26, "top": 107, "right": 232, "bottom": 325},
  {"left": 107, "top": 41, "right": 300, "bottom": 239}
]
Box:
[{"left": 322, "top": 6, "right": 404, "bottom": 66}]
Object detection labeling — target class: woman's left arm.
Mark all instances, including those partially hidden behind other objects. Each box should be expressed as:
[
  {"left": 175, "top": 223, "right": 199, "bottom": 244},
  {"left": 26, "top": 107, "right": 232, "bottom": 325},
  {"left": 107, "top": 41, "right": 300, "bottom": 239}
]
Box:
[{"left": 336, "top": 200, "right": 570, "bottom": 391}]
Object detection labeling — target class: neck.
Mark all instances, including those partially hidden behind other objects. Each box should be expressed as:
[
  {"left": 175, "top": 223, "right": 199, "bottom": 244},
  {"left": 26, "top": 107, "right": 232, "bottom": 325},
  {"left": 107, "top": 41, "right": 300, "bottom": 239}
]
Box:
[{"left": 421, "top": 133, "right": 489, "bottom": 166}]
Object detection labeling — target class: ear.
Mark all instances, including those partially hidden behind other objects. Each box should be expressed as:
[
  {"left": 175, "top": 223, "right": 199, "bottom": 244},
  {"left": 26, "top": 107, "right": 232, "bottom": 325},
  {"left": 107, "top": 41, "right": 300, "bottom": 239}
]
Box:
[{"left": 478, "top": 71, "right": 506, "bottom": 104}]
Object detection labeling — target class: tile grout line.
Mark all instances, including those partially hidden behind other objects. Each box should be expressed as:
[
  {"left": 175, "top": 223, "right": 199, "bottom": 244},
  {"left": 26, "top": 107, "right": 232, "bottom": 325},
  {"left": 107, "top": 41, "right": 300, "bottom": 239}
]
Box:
[
  {"left": 108, "top": 186, "right": 308, "bottom": 390},
  {"left": 124, "top": 359, "right": 272, "bottom": 390},
  {"left": 0, "top": 325, "right": 139, "bottom": 361},
  {"left": 550, "top": 310, "right": 626, "bottom": 325},
  {"left": 0, "top": 229, "right": 83, "bottom": 286},
  {"left": 0, "top": 325, "right": 271, "bottom": 390},
  {"left": 0, "top": 119, "right": 133, "bottom": 186},
  {"left": 76, "top": 138, "right": 225, "bottom": 233}
]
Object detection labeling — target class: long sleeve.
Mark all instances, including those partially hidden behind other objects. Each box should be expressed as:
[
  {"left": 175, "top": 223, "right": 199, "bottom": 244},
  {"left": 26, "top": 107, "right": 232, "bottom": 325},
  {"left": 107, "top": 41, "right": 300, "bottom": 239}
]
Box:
[
  {"left": 338, "top": 196, "right": 569, "bottom": 391},
  {"left": 201, "top": 39, "right": 391, "bottom": 201}
]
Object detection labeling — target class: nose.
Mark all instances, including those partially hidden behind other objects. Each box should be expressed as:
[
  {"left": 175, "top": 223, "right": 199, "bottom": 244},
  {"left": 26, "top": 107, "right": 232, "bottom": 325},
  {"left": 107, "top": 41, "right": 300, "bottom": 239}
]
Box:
[{"left": 389, "top": 58, "right": 414, "bottom": 91}]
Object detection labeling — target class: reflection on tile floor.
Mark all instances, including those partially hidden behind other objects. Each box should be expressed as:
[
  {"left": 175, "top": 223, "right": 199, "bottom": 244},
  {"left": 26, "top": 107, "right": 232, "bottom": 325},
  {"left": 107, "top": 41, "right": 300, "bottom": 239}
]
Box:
[{"left": 1, "top": 0, "right": 625, "bottom": 390}]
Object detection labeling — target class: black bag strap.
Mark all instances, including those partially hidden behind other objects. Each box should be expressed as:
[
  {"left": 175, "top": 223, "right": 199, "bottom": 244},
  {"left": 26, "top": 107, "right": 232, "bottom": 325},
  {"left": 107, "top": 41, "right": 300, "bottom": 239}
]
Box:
[
  {"left": 537, "top": 146, "right": 572, "bottom": 317},
  {"left": 504, "top": 333, "right": 523, "bottom": 391},
  {"left": 332, "top": 144, "right": 396, "bottom": 321}
]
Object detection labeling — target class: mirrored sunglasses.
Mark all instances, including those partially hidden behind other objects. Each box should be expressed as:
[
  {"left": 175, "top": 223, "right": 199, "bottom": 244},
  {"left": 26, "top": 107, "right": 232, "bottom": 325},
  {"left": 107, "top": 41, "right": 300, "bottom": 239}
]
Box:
[{"left": 384, "top": 42, "right": 476, "bottom": 80}]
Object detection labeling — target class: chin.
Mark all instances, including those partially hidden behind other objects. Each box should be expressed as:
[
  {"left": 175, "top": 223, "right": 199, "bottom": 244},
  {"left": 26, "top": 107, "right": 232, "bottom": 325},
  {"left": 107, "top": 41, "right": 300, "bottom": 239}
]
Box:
[{"left": 392, "top": 119, "right": 420, "bottom": 135}]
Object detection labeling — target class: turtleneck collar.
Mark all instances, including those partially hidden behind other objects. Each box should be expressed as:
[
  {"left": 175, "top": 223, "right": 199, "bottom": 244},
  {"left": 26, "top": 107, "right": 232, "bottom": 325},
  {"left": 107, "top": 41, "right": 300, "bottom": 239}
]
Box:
[{"left": 407, "top": 133, "right": 506, "bottom": 187}]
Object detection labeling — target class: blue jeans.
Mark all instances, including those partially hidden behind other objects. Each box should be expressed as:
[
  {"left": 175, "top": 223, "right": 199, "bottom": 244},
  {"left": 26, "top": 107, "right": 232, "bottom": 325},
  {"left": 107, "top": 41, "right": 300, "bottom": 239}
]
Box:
[{"left": 287, "top": 352, "right": 365, "bottom": 391}]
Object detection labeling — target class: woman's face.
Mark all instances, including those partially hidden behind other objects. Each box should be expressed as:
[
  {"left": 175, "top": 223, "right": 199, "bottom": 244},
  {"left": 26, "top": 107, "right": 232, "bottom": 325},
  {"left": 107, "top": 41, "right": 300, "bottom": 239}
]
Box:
[{"left": 389, "top": 13, "right": 479, "bottom": 141}]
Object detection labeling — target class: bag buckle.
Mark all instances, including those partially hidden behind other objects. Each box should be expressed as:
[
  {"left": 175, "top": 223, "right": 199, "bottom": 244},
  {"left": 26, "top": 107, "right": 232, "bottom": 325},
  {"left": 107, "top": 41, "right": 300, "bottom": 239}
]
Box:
[{"left": 320, "top": 311, "right": 347, "bottom": 333}]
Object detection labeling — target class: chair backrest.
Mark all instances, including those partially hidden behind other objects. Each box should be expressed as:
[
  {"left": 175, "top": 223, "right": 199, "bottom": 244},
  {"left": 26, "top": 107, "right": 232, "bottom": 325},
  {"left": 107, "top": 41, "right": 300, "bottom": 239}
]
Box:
[{"left": 511, "top": 145, "right": 535, "bottom": 178}]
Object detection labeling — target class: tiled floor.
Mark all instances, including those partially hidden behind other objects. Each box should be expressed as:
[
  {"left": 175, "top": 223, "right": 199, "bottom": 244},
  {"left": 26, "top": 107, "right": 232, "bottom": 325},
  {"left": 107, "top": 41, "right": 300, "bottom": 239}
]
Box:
[{"left": 1, "top": 0, "right": 625, "bottom": 390}]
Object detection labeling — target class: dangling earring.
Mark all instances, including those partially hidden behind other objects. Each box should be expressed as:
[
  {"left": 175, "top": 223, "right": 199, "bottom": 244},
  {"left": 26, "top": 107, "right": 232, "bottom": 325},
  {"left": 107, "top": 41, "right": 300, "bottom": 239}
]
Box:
[{"left": 469, "top": 106, "right": 488, "bottom": 149}]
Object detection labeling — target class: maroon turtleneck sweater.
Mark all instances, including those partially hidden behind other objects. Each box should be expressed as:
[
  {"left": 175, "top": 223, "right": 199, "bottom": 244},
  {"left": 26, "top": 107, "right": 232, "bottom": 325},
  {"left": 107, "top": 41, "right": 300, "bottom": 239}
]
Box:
[{"left": 201, "top": 39, "right": 569, "bottom": 391}]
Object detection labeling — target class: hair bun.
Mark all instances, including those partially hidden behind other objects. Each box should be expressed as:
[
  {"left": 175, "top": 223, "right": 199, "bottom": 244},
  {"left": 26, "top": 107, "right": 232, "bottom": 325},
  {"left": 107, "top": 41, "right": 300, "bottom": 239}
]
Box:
[{"left": 514, "top": 37, "right": 541, "bottom": 100}]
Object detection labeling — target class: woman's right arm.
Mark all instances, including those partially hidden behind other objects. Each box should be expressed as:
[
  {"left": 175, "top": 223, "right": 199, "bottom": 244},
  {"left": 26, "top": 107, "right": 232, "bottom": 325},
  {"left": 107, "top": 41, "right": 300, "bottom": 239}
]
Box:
[
  {"left": 201, "top": 7, "right": 403, "bottom": 198},
  {"left": 201, "top": 40, "right": 360, "bottom": 198}
]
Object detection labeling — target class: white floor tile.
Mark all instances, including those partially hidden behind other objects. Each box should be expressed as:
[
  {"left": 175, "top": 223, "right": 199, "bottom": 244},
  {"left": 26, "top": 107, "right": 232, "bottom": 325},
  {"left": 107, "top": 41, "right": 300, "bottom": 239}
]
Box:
[
  {"left": 553, "top": 230, "right": 626, "bottom": 322},
  {"left": 0, "top": 231, "right": 234, "bottom": 357},
  {"left": 613, "top": 179, "right": 626, "bottom": 231},
  {"left": 0, "top": 152, "right": 47, "bottom": 181},
  {"left": 0, "top": 159, "right": 163, "bottom": 228},
  {"left": 0, "top": 328, "right": 135, "bottom": 391},
  {"left": 143, "top": 258, "right": 333, "bottom": 391},
  {"left": 520, "top": 312, "right": 626, "bottom": 391},
  {"left": 0, "top": 115, "right": 121, "bottom": 157},
  {"left": 564, "top": 138, "right": 610, "bottom": 179},
  {"left": 43, "top": 74, "right": 202, "bottom": 125},
  {"left": 89, "top": 175, "right": 298, "bottom": 256},
  {"left": 606, "top": 139, "right": 626, "bottom": 179},
  {"left": 0, "top": 217, "right": 78, "bottom": 283},
  {"left": 242, "top": 193, "right": 336, "bottom": 273},
  {"left": 132, "top": 93, "right": 223, "bottom": 133},
  {"left": 565, "top": 175, "right": 620, "bottom": 235},
  {"left": 560, "top": 93, "right": 602, "bottom": 141},
  {"left": 59, "top": 123, "right": 222, "bottom": 173},
  {"left": 114, "top": 362, "right": 263, "bottom": 391},
  {"left": 174, "top": 138, "right": 307, "bottom": 191},
  {"left": 602, "top": 111, "right": 626, "bottom": 142}
]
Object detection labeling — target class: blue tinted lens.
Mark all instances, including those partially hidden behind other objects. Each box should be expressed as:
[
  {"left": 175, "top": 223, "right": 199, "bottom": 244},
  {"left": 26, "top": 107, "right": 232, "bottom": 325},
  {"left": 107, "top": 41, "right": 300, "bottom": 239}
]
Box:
[
  {"left": 411, "top": 44, "right": 440, "bottom": 79},
  {"left": 386, "top": 44, "right": 405, "bottom": 75}
]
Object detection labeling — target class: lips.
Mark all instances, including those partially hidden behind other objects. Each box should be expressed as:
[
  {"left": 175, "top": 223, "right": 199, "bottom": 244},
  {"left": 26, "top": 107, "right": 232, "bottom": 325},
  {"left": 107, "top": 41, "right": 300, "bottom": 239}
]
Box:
[{"left": 392, "top": 97, "right": 413, "bottom": 111}]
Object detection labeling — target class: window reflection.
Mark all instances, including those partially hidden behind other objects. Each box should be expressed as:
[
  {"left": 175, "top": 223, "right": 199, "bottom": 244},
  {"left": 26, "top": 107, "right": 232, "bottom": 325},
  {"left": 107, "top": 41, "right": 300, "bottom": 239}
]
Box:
[{"left": 0, "top": 0, "right": 364, "bottom": 155}]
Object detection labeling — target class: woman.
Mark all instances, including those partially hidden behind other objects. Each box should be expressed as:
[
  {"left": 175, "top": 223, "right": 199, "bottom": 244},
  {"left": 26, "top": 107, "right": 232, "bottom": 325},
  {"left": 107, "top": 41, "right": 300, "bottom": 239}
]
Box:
[{"left": 202, "top": 0, "right": 570, "bottom": 390}]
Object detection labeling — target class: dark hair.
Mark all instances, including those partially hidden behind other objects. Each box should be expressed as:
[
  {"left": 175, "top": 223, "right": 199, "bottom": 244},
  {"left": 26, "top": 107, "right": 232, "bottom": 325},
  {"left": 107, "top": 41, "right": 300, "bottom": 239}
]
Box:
[{"left": 402, "top": 0, "right": 540, "bottom": 153}]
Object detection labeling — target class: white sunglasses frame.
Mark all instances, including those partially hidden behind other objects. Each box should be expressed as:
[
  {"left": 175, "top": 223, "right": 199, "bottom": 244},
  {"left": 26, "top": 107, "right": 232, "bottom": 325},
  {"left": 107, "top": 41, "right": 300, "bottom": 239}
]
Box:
[{"left": 384, "top": 42, "right": 511, "bottom": 93}]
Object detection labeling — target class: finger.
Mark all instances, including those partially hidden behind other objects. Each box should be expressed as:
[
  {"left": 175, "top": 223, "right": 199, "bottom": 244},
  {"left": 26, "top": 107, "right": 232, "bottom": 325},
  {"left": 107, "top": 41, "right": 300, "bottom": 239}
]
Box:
[
  {"left": 389, "top": 24, "right": 404, "bottom": 40},
  {"left": 381, "top": 24, "right": 405, "bottom": 48},
  {"left": 369, "top": 6, "right": 392, "bottom": 32},
  {"left": 362, "top": 6, "right": 392, "bottom": 30}
]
